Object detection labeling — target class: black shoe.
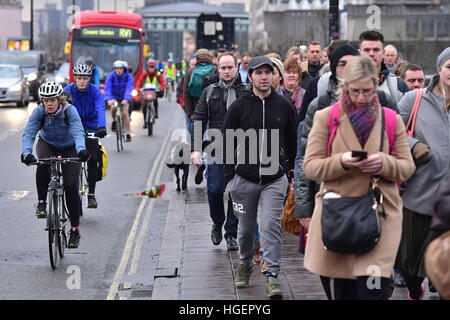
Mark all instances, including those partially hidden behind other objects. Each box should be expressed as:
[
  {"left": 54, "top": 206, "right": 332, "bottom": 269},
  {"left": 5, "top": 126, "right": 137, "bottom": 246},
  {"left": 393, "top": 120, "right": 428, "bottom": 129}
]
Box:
[
  {"left": 143, "top": 122, "right": 148, "bottom": 129},
  {"left": 68, "top": 228, "right": 80, "bottom": 248},
  {"left": 211, "top": 223, "right": 223, "bottom": 245},
  {"left": 35, "top": 202, "right": 47, "bottom": 219},
  {"left": 155, "top": 110, "right": 159, "bottom": 119},
  {"left": 226, "top": 237, "right": 239, "bottom": 251},
  {"left": 126, "top": 134, "right": 132, "bottom": 142},
  {"left": 111, "top": 120, "right": 117, "bottom": 132},
  {"left": 195, "top": 164, "right": 206, "bottom": 185},
  {"left": 88, "top": 194, "right": 98, "bottom": 208}
]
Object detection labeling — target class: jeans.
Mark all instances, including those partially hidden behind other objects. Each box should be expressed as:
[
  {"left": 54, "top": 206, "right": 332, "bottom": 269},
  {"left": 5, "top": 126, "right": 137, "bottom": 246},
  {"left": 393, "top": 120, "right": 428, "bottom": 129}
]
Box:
[{"left": 206, "top": 163, "right": 238, "bottom": 240}]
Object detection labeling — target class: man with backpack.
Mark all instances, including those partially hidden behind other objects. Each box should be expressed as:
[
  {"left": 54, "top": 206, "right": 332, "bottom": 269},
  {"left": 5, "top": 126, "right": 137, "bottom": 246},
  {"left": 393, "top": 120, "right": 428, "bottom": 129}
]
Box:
[
  {"left": 183, "top": 48, "right": 216, "bottom": 119},
  {"left": 183, "top": 48, "right": 216, "bottom": 184}
]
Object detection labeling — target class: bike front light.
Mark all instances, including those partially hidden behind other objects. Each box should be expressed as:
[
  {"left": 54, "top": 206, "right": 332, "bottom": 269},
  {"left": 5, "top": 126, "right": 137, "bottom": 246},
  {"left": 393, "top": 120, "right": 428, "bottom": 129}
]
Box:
[{"left": 132, "top": 89, "right": 138, "bottom": 97}]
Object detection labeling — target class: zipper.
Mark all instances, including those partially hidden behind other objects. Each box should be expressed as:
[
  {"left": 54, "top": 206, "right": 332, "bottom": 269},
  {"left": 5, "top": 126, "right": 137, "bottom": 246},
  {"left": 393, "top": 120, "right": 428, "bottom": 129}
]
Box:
[{"left": 259, "top": 99, "right": 265, "bottom": 184}]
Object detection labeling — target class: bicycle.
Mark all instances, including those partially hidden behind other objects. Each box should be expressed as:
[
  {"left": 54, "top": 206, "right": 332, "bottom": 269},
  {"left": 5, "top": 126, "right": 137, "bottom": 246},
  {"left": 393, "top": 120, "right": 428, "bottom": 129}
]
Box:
[
  {"left": 141, "top": 83, "right": 157, "bottom": 136},
  {"left": 30, "top": 156, "right": 81, "bottom": 269},
  {"left": 113, "top": 100, "right": 125, "bottom": 152}
]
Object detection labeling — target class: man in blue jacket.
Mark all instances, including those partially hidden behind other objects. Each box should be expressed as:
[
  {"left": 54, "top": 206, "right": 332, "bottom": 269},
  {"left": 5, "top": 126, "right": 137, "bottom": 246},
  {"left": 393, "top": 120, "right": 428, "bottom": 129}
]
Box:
[
  {"left": 104, "top": 60, "right": 134, "bottom": 142},
  {"left": 64, "top": 64, "right": 106, "bottom": 209},
  {"left": 86, "top": 58, "right": 100, "bottom": 88}
]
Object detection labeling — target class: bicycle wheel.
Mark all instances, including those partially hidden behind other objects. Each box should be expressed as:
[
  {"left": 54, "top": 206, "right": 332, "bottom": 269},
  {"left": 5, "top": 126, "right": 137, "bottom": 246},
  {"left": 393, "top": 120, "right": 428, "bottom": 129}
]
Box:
[
  {"left": 119, "top": 114, "right": 124, "bottom": 150},
  {"left": 147, "top": 102, "right": 154, "bottom": 136},
  {"left": 47, "top": 191, "right": 59, "bottom": 269},
  {"left": 167, "top": 83, "right": 172, "bottom": 102},
  {"left": 58, "top": 194, "right": 67, "bottom": 258},
  {"left": 78, "top": 166, "right": 85, "bottom": 217},
  {"left": 116, "top": 114, "right": 122, "bottom": 152}
]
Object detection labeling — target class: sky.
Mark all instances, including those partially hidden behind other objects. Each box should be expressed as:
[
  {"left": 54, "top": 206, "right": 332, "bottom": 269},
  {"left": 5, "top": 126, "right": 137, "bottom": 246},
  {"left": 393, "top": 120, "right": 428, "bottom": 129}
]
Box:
[{"left": 20, "top": 0, "right": 146, "bottom": 21}]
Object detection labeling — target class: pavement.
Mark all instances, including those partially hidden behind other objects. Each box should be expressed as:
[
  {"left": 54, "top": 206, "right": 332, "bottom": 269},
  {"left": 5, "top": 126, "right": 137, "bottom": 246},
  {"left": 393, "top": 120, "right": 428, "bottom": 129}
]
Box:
[{"left": 149, "top": 164, "right": 441, "bottom": 301}]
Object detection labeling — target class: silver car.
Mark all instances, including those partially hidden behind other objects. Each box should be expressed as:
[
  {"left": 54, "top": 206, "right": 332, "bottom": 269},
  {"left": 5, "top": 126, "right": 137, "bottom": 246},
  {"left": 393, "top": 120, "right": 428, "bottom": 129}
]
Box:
[{"left": 0, "top": 64, "right": 29, "bottom": 107}]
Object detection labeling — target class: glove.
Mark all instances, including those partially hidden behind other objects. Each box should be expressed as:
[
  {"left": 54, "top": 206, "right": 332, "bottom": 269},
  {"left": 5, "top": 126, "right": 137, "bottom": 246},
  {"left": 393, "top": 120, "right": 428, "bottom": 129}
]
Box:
[
  {"left": 94, "top": 127, "right": 107, "bottom": 138},
  {"left": 78, "top": 149, "right": 90, "bottom": 162},
  {"left": 21, "top": 153, "right": 36, "bottom": 165},
  {"left": 157, "top": 90, "right": 164, "bottom": 98},
  {"left": 412, "top": 142, "right": 432, "bottom": 165}
]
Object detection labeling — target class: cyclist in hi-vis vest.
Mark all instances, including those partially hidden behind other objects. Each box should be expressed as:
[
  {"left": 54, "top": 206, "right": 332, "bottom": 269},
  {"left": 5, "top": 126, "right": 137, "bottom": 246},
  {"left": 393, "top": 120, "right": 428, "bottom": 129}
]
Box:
[
  {"left": 136, "top": 59, "right": 166, "bottom": 127},
  {"left": 165, "top": 59, "right": 176, "bottom": 99}
]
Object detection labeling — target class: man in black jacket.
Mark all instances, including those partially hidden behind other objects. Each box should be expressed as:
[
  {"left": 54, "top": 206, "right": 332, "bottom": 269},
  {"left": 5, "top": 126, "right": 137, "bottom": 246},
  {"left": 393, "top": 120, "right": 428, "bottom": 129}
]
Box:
[
  {"left": 191, "top": 52, "right": 249, "bottom": 251},
  {"left": 223, "top": 56, "right": 297, "bottom": 299}
]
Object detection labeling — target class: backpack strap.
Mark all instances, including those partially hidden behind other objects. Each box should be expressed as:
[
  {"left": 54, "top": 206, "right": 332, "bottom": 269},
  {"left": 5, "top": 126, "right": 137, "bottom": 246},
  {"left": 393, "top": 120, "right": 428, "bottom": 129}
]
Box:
[
  {"left": 327, "top": 102, "right": 341, "bottom": 157},
  {"left": 383, "top": 107, "right": 397, "bottom": 155}
]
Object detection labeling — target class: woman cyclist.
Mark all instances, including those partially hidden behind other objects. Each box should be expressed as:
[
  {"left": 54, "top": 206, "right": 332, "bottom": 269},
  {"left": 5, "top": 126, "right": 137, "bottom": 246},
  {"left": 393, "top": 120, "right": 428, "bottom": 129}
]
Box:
[{"left": 21, "top": 81, "right": 89, "bottom": 248}]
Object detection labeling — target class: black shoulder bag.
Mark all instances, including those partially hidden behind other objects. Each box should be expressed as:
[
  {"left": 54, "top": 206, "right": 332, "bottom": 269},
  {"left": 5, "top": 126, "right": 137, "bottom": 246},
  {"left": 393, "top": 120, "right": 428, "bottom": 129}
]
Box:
[{"left": 321, "top": 108, "right": 388, "bottom": 255}]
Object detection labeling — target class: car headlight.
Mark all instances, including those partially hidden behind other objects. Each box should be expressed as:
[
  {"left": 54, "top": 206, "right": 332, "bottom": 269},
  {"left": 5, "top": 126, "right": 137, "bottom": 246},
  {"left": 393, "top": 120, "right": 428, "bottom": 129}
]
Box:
[
  {"left": 10, "top": 83, "right": 22, "bottom": 92},
  {"left": 55, "top": 75, "right": 65, "bottom": 83},
  {"left": 27, "top": 72, "right": 38, "bottom": 81},
  {"left": 132, "top": 89, "right": 138, "bottom": 97}
]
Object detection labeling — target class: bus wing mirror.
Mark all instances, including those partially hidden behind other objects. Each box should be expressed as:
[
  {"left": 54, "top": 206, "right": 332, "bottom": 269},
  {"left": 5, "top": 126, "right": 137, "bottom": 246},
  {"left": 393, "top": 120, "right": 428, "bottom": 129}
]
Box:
[
  {"left": 144, "top": 44, "right": 150, "bottom": 57},
  {"left": 64, "top": 42, "right": 71, "bottom": 55}
]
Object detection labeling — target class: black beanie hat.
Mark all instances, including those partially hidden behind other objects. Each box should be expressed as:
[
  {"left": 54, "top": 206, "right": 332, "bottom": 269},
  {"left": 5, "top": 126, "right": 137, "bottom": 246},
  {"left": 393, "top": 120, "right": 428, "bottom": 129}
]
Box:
[{"left": 330, "top": 43, "right": 359, "bottom": 78}]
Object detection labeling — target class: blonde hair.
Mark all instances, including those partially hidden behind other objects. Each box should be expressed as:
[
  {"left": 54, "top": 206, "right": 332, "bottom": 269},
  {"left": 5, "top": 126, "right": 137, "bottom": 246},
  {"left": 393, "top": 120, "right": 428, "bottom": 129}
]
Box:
[{"left": 342, "top": 56, "right": 378, "bottom": 86}]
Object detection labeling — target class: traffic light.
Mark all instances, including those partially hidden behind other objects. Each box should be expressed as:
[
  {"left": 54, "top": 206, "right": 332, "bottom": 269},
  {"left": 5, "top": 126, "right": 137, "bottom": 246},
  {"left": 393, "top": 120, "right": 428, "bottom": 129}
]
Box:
[{"left": 196, "top": 13, "right": 234, "bottom": 51}]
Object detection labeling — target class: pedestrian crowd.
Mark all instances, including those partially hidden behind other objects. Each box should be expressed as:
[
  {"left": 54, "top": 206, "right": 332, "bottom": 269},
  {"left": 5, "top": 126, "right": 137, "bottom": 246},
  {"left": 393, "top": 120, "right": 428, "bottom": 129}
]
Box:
[{"left": 180, "top": 30, "right": 450, "bottom": 300}]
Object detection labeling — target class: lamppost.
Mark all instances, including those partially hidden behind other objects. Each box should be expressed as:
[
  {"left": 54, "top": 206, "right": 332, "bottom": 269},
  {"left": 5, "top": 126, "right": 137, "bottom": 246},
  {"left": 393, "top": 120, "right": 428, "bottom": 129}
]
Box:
[{"left": 30, "top": 0, "right": 33, "bottom": 50}]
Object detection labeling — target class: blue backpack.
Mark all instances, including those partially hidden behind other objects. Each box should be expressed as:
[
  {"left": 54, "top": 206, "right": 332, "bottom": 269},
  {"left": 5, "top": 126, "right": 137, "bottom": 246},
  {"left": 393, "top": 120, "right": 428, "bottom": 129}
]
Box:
[{"left": 187, "top": 62, "right": 214, "bottom": 99}]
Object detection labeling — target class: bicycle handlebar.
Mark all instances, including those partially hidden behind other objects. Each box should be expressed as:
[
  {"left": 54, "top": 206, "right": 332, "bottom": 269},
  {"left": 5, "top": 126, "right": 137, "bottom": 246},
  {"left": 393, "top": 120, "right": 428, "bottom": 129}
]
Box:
[{"left": 28, "top": 156, "right": 82, "bottom": 166}]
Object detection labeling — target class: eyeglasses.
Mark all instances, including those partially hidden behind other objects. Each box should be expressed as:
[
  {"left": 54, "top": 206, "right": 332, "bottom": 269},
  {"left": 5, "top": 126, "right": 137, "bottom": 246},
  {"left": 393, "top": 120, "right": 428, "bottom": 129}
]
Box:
[{"left": 348, "top": 88, "right": 374, "bottom": 97}]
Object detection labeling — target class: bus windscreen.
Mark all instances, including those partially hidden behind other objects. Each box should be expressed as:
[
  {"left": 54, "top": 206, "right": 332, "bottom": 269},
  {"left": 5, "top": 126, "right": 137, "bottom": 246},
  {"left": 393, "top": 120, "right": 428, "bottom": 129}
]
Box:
[{"left": 72, "top": 26, "right": 141, "bottom": 80}]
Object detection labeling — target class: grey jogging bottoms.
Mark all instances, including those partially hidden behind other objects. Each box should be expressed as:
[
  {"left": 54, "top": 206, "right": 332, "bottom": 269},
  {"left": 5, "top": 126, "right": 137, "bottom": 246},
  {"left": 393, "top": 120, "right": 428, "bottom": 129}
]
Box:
[{"left": 228, "top": 174, "right": 288, "bottom": 275}]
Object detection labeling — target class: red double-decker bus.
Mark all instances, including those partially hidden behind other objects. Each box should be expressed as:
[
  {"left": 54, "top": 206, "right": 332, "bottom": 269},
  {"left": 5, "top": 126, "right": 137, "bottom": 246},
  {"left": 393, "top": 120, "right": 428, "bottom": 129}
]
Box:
[{"left": 68, "top": 10, "right": 148, "bottom": 103}]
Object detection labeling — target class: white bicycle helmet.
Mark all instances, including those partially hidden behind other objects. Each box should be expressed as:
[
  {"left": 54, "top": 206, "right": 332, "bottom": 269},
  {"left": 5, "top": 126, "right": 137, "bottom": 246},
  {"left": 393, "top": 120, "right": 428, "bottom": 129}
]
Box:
[
  {"left": 113, "top": 60, "right": 127, "bottom": 69},
  {"left": 38, "top": 81, "right": 64, "bottom": 99},
  {"left": 73, "top": 64, "right": 92, "bottom": 76}
]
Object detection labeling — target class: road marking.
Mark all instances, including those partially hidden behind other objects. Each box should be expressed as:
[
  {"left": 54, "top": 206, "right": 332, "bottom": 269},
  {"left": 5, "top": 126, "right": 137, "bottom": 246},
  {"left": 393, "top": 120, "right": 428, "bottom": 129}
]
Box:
[
  {"left": 128, "top": 138, "right": 167, "bottom": 275},
  {"left": 106, "top": 118, "right": 175, "bottom": 300}
]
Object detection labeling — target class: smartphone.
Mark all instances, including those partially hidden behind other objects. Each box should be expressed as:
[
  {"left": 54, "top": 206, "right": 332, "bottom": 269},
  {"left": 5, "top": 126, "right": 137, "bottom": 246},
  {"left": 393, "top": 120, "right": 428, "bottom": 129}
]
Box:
[{"left": 352, "top": 150, "right": 368, "bottom": 160}]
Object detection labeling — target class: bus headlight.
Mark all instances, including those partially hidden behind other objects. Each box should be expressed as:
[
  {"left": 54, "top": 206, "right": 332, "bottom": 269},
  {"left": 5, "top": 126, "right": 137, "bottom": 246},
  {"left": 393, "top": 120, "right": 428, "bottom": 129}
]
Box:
[
  {"left": 132, "top": 89, "right": 138, "bottom": 97},
  {"left": 27, "top": 72, "right": 38, "bottom": 81},
  {"left": 55, "top": 75, "right": 65, "bottom": 83}
]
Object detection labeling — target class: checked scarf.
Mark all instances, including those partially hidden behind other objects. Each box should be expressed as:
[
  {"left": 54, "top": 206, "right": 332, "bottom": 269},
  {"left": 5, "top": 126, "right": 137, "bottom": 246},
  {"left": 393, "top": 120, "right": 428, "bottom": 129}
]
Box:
[{"left": 341, "top": 89, "right": 380, "bottom": 148}]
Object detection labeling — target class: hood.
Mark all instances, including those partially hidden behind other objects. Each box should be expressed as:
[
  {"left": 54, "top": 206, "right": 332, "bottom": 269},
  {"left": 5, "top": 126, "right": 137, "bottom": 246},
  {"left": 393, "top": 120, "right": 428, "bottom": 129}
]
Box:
[
  {"left": 317, "top": 71, "right": 332, "bottom": 97},
  {"left": 0, "top": 77, "right": 21, "bottom": 88}
]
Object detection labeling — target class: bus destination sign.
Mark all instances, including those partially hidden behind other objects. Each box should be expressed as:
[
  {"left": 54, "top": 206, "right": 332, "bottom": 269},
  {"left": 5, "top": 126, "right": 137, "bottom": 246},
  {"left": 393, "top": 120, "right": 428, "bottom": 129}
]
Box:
[{"left": 76, "top": 26, "right": 139, "bottom": 40}]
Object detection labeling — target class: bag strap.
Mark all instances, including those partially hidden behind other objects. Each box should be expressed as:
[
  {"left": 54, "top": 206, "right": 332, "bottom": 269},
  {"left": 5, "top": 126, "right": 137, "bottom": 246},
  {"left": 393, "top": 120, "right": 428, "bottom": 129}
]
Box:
[
  {"left": 383, "top": 107, "right": 397, "bottom": 155},
  {"left": 406, "top": 88, "right": 423, "bottom": 137},
  {"left": 327, "top": 102, "right": 341, "bottom": 157}
]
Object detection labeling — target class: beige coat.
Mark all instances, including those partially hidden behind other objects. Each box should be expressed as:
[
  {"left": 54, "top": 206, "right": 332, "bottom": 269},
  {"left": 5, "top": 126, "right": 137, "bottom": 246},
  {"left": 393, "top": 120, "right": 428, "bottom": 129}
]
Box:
[{"left": 302, "top": 106, "right": 415, "bottom": 279}]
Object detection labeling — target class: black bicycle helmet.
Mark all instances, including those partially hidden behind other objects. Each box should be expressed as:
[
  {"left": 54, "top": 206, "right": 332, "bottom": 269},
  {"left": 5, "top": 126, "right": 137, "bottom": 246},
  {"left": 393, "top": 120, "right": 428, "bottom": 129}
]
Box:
[
  {"left": 38, "top": 81, "right": 64, "bottom": 99},
  {"left": 73, "top": 64, "right": 92, "bottom": 76}
]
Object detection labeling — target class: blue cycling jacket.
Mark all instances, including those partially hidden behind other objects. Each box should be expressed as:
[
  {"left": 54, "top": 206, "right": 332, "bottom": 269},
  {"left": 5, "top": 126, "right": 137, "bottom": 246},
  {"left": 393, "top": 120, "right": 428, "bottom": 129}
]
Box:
[
  {"left": 104, "top": 69, "right": 134, "bottom": 103},
  {"left": 64, "top": 82, "right": 106, "bottom": 130},
  {"left": 22, "top": 104, "right": 86, "bottom": 155}
]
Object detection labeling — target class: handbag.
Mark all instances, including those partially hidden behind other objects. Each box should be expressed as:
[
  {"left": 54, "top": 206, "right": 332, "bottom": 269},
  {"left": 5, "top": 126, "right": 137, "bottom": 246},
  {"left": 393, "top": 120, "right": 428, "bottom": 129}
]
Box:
[
  {"left": 282, "top": 170, "right": 301, "bottom": 236},
  {"left": 430, "top": 176, "right": 450, "bottom": 232},
  {"left": 321, "top": 107, "right": 388, "bottom": 255}
]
